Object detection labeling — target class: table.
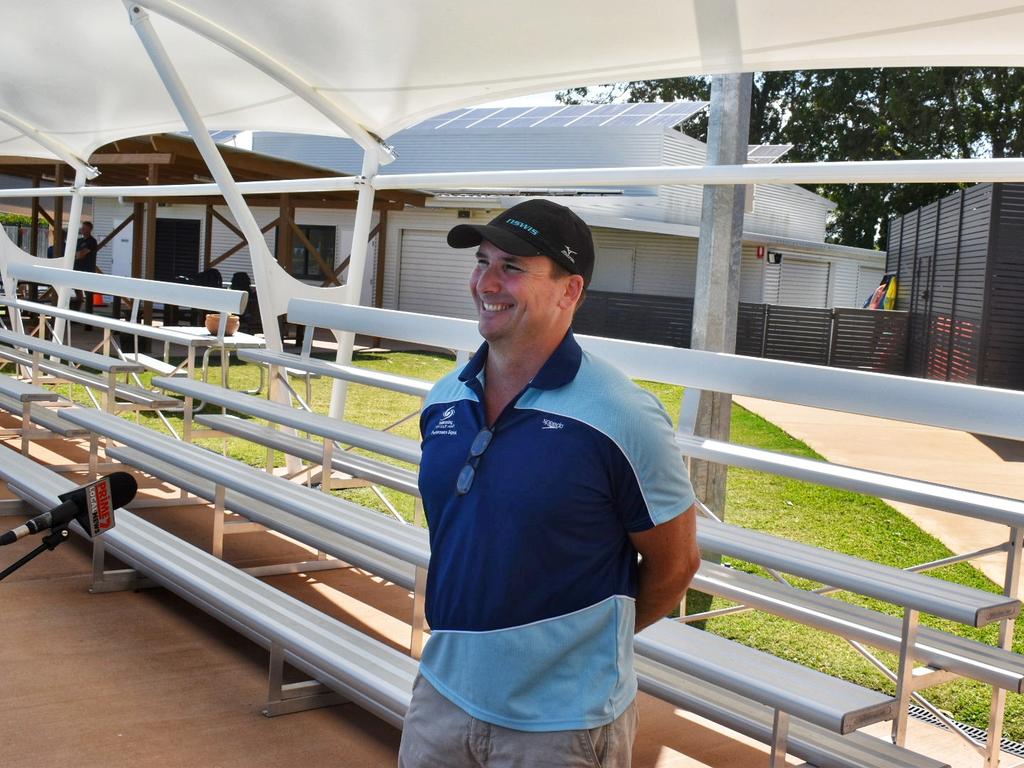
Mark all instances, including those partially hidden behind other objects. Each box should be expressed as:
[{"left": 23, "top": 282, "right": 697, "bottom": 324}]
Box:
[{"left": 155, "top": 326, "right": 267, "bottom": 393}]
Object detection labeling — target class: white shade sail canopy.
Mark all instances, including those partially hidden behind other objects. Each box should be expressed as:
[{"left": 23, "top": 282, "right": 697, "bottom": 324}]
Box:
[{"left": 5, "top": 1, "right": 1024, "bottom": 166}]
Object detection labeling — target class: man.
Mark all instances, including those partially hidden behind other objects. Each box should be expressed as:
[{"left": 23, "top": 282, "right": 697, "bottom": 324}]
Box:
[
  {"left": 399, "top": 199, "right": 699, "bottom": 767},
  {"left": 72, "top": 221, "right": 98, "bottom": 311},
  {"left": 73, "top": 221, "right": 98, "bottom": 273}
]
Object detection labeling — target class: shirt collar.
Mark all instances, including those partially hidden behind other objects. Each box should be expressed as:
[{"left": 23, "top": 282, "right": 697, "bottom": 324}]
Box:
[{"left": 457, "top": 330, "right": 583, "bottom": 392}]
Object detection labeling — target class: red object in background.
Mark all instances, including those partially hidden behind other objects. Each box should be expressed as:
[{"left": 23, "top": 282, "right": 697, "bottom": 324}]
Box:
[{"left": 756, "top": 245, "right": 765, "bottom": 259}]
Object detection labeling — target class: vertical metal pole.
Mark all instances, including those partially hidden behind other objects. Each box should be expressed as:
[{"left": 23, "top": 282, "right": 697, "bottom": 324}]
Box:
[
  {"left": 688, "top": 73, "right": 752, "bottom": 523},
  {"left": 328, "top": 151, "right": 379, "bottom": 420},
  {"left": 212, "top": 484, "right": 225, "bottom": 559},
  {"left": 125, "top": 3, "right": 283, "bottom": 351},
  {"left": 768, "top": 709, "right": 790, "bottom": 768},
  {"left": 892, "top": 608, "right": 920, "bottom": 746}
]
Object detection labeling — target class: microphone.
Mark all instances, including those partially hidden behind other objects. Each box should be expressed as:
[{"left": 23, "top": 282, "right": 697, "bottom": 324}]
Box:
[{"left": 0, "top": 472, "right": 137, "bottom": 545}]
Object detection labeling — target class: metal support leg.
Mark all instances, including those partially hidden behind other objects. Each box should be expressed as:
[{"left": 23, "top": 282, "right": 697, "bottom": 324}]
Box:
[
  {"left": 892, "top": 608, "right": 920, "bottom": 746},
  {"left": 91, "top": 538, "right": 106, "bottom": 584},
  {"left": 105, "top": 370, "right": 117, "bottom": 414},
  {"left": 985, "top": 526, "right": 1024, "bottom": 767},
  {"left": 411, "top": 566, "right": 428, "bottom": 659},
  {"left": 321, "top": 439, "right": 334, "bottom": 494},
  {"left": 263, "top": 641, "right": 345, "bottom": 717},
  {"left": 20, "top": 403, "right": 30, "bottom": 455},
  {"left": 88, "top": 538, "right": 152, "bottom": 593},
  {"left": 769, "top": 709, "right": 790, "bottom": 768},
  {"left": 212, "top": 484, "right": 225, "bottom": 559},
  {"left": 88, "top": 431, "right": 99, "bottom": 478}
]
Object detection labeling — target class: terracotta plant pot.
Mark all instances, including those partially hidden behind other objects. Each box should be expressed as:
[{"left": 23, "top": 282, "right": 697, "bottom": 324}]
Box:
[{"left": 205, "top": 313, "right": 240, "bottom": 336}]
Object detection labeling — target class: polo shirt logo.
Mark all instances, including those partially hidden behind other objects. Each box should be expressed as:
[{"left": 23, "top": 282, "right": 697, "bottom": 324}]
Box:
[
  {"left": 541, "top": 418, "right": 564, "bottom": 430},
  {"left": 431, "top": 406, "right": 458, "bottom": 437}
]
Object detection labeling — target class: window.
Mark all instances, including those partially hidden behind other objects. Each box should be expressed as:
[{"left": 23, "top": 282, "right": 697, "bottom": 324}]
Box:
[{"left": 290, "top": 224, "right": 336, "bottom": 280}]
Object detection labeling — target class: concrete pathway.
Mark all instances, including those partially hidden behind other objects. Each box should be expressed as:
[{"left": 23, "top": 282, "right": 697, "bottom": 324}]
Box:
[{"left": 734, "top": 397, "right": 1024, "bottom": 585}]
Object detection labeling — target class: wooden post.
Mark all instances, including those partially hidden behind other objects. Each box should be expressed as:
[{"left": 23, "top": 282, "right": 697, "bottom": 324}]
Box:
[
  {"left": 130, "top": 203, "right": 145, "bottom": 278},
  {"left": 276, "top": 193, "right": 293, "bottom": 269},
  {"left": 276, "top": 193, "right": 294, "bottom": 344},
  {"left": 143, "top": 164, "right": 158, "bottom": 324},
  {"left": 374, "top": 209, "right": 388, "bottom": 310},
  {"left": 29, "top": 176, "right": 40, "bottom": 258},
  {"left": 203, "top": 203, "right": 213, "bottom": 269},
  {"left": 53, "top": 165, "right": 65, "bottom": 259}
]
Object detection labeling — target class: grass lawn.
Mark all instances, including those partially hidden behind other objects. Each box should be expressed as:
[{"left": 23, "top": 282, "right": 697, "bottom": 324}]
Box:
[{"left": 53, "top": 347, "right": 1024, "bottom": 740}]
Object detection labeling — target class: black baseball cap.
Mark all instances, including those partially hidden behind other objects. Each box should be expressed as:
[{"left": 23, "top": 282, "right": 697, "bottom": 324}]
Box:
[{"left": 447, "top": 199, "right": 595, "bottom": 287}]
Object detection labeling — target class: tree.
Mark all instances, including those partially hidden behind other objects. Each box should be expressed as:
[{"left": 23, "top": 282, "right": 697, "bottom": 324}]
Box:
[{"left": 560, "top": 68, "right": 1024, "bottom": 250}]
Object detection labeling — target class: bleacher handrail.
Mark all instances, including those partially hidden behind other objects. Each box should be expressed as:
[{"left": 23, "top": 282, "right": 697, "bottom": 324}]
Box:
[{"left": 286, "top": 300, "right": 1024, "bottom": 442}]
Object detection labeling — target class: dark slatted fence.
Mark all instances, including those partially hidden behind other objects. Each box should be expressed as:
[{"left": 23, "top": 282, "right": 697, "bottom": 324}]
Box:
[
  {"left": 830, "top": 308, "right": 908, "bottom": 373},
  {"left": 887, "top": 183, "right": 1024, "bottom": 389},
  {"left": 574, "top": 292, "right": 693, "bottom": 348},
  {"left": 735, "top": 303, "right": 766, "bottom": 357},
  {"left": 763, "top": 305, "right": 833, "bottom": 366},
  {"left": 575, "top": 292, "right": 908, "bottom": 374}
]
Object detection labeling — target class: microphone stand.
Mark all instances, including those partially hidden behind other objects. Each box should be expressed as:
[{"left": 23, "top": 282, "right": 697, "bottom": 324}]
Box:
[{"left": 0, "top": 525, "right": 71, "bottom": 582}]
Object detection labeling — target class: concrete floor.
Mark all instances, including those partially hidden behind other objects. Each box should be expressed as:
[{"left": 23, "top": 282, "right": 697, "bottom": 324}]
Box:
[{"left": 0, "top": 402, "right": 1012, "bottom": 767}]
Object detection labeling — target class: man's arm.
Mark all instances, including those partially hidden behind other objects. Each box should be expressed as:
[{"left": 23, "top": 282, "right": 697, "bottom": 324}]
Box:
[
  {"left": 75, "top": 238, "right": 95, "bottom": 260},
  {"left": 629, "top": 504, "right": 699, "bottom": 632}
]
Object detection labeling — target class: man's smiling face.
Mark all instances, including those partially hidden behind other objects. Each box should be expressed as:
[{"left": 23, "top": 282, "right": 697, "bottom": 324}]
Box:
[{"left": 470, "top": 240, "right": 575, "bottom": 351}]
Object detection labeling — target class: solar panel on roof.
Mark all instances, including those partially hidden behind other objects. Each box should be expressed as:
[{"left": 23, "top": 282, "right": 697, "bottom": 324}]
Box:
[
  {"left": 625, "top": 103, "right": 673, "bottom": 115},
  {"left": 746, "top": 144, "right": 793, "bottom": 164},
  {"left": 406, "top": 102, "right": 707, "bottom": 132},
  {"left": 635, "top": 102, "right": 707, "bottom": 128}
]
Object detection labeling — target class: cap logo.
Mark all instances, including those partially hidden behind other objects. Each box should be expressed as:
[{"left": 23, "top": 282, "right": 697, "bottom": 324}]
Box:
[
  {"left": 560, "top": 245, "right": 577, "bottom": 263},
  {"left": 505, "top": 218, "right": 539, "bottom": 237}
]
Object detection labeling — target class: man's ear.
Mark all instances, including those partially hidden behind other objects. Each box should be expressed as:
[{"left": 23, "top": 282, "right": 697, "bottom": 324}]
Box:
[{"left": 559, "top": 274, "right": 585, "bottom": 309}]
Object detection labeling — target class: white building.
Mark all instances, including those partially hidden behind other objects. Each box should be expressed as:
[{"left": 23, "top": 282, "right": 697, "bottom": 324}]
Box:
[{"left": 88, "top": 104, "right": 884, "bottom": 325}]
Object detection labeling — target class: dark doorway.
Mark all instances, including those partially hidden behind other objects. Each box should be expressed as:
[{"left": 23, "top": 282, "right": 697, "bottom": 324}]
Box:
[{"left": 154, "top": 218, "right": 201, "bottom": 282}]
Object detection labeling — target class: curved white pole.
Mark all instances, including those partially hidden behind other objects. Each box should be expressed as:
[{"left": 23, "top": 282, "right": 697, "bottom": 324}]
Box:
[
  {"left": 52, "top": 167, "right": 89, "bottom": 341},
  {"left": 328, "top": 150, "right": 380, "bottom": 419},
  {"left": 133, "top": 0, "right": 395, "bottom": 166},
  {"left": 0, "top": 109, "right": 98, "bottom": 180},
  {"left": 128, "top": 1, "right": 309, "bottom": 350}
]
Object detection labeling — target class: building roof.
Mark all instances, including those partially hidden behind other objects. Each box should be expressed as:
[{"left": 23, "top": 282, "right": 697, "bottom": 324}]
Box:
[{"left": 0, "top": 134, "right": 426, "bottom": 210}]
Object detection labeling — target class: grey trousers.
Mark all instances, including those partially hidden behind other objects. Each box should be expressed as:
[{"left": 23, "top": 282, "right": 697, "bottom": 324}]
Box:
[{"left": 397, "top": 674, "right": 639, "bottom": 768}]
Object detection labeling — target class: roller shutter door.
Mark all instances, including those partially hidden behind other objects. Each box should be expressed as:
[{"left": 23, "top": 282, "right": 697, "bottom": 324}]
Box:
[
  {"left": 856, "top": 267, "right": 885, "bottom": 307},
  {"left": 397, "top": 229, "right": 478, "bottom": 320},
  {"left": 779, "top": 257, "right": 830, "bottom": 308}
]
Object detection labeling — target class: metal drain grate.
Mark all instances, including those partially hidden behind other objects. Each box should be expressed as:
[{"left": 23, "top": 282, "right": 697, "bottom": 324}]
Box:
[{"left": 909, "top": 704, "right": 1024, "bottom": 758}]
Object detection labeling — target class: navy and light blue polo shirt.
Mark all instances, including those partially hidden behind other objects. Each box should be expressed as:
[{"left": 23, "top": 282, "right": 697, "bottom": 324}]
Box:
[{"left": 417, "top": 331, "right": 694, "bottom": 732}]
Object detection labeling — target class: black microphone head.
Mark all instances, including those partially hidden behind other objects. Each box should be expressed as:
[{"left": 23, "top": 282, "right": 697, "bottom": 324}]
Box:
[{"left": 108, "top": 471, "right": 138, "bottom": 508}]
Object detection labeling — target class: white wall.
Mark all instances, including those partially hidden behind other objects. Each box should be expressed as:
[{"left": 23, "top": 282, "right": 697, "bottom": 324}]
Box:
[{"left": 660, "top": 131, "right": 832, "bottom": 241}]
